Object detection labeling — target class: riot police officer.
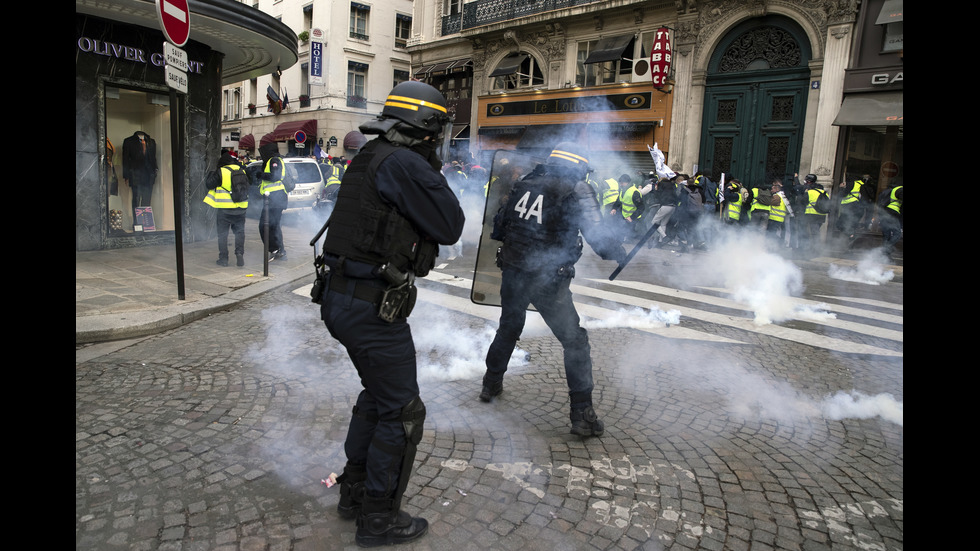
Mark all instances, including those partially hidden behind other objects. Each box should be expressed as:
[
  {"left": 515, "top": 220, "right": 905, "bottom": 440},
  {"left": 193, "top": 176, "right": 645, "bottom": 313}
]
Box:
[
  {"left": 317, "top": 81, "right": 464, "bottom": 547},
  {"left": 480, "top": 142, "right": 626, "bottom": 437}
]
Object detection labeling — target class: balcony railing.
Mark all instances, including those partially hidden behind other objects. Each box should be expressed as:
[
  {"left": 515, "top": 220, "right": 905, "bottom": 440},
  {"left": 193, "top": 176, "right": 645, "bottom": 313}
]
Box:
[{"left": 442, "top": 0, "right": 602, "bottom": 35}]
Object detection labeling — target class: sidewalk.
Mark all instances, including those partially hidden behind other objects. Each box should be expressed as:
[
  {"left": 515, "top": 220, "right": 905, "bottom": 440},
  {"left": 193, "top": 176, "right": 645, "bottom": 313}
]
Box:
[{"left": 75, "top": 220, "right": 318, "bottom": 344}]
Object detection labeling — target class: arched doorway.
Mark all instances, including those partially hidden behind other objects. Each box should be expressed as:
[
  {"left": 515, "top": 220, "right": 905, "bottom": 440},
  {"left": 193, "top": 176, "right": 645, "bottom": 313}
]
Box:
[{"left": 699, "top": 15, "right": 811, "bottom": 187}]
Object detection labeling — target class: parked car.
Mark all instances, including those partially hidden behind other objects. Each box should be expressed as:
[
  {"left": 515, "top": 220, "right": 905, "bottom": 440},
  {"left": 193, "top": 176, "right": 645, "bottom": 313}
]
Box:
[
  {"left": 282, "top": 157, "right": 326, "bottom": 209},
  {"left": 243, "top": 157, "right": 326, "bottom": 214}
]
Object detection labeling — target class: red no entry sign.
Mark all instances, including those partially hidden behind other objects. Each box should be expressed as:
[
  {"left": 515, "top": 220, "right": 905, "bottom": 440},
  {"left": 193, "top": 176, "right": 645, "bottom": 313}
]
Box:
[{"left": 156, "top": 0, "right": 190, "bottom": 47}]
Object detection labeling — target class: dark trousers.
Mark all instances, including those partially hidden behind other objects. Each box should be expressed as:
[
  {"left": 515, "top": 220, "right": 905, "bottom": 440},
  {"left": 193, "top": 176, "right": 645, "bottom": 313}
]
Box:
[
  {"left": 879, "top": 210, "right": 902, "bottom": 253},
  {"left": 485, "top": 267, "right": 594, "bottom": 404},
  {"left": 216, "top": 210, "right": 246, "bottom": 260},
  {"left": 259, "top": 206, "right": 285, "bottom": 253},
  {"left": 320, "top": 274, "right": 420, "bottom": 497}
]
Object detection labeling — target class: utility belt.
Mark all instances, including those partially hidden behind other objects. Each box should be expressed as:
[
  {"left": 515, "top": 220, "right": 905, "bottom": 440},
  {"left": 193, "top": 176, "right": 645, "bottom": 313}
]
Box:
[{"left": 311, "top": 253, "right": 417, "bottom": 322}]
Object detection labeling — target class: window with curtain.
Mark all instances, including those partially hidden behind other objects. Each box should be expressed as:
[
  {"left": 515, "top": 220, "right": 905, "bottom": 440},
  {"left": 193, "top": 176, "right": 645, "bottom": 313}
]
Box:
[{"left": 350, "top": 3, "right": 369, "bottom": 40}]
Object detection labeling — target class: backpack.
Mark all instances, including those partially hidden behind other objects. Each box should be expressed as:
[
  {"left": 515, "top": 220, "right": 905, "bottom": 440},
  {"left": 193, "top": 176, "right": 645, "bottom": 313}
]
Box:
[
  {"left": 813, "top": 190, "right": 831, "bottom": 214},
  {"left": 228, "top": 167, "right": 250, "bottom": 203},
  {"left": 685, "top": 186, "right": 703, "bottom": 214}
]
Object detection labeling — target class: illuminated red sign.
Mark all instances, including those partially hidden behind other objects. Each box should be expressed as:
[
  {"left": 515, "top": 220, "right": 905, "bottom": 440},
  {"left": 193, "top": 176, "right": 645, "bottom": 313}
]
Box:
[{"left": 650, "top": 27, "right": 672, "bottom": 89}]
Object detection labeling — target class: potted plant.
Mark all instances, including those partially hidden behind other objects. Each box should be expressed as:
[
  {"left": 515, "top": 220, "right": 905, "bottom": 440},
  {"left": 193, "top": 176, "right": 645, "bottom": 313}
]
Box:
[
  {"left": 299, "top": 94, "right": 310, "bottom": 107},
  {"left": 298, "top": 30, "right": 309, "bottom": 42},
  {"left": 247, "top": 103, "right": 256, "bottom": 115}
]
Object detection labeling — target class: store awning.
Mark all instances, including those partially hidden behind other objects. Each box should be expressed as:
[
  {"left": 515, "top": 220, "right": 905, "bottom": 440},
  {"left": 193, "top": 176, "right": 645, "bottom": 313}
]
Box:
[
  {"left": 833, "top": 92, "right": 903, "bottom": 126},
  {"left": 516, "top": 124, "right": 585, "bottom": 150},
  {"left": 415, "top": 58, "right": 473, "bottom": 78},
  {"left": 447, "top": 59, "right": 472, "bottom": 72},
  {"left": 876, "top": 0, "right": 903, "bottom": 24},
  {"left": 414, "top": 65, "right": 435, "bottom": 77},
  {"left": 451, "top": 125, "right": 470, "bottom": 140},
  {"left": 266, "top": 119, "right": 318, "bottom": 142},
  {"left": 344, "top": 131, "right": 367, "bottom": 151},
  {"left": 584, "top": 34, "right": 634, "bottom": 64},
  {"left": 238, "top": 134, "right": 255, "bottom": 150},
  {"left": 489, "top": 54, "right": 529, "bottom": 77}
]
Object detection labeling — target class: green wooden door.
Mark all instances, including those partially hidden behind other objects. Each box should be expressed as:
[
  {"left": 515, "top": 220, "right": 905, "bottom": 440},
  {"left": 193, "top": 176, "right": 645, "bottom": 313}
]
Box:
[{"left": 698, "top": 16, "right": 811, "bottom": 187}]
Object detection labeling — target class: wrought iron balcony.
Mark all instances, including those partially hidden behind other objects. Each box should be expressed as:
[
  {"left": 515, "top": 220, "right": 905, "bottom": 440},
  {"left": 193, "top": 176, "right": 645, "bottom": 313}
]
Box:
[{"left": 442, "top": 0, "right": 602, "bottom": 35}]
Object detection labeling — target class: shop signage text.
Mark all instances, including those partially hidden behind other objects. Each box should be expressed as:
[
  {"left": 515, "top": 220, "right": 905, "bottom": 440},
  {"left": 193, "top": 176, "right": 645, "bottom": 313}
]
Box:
[
  {"left": 650, "top": 27, "right": 672, "bottom": 89},
  {"left": 487, "top": 92, "right": 651, "bottom": 117},
  {"left": 77, "top": 37, "right": 205, "bottom": 74}
]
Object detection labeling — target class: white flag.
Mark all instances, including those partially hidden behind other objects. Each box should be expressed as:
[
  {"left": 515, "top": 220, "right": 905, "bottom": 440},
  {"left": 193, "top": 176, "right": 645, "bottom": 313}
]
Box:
[{"left": 648, "top": 143, "right": 676, "bottom": 180}]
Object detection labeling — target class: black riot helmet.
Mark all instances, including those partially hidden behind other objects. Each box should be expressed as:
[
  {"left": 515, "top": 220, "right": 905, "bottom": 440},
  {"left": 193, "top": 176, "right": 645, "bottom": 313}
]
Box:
[
  {"left": 547, "top": 142, "right": 591, "bottom": 177},
  {"left": 380, "top": 81, "right": 451, "bottom": 135}
]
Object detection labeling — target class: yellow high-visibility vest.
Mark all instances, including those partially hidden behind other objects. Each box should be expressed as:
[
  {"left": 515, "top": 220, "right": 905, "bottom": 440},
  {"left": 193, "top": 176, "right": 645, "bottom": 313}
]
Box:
[{"left": 203, "top": 165, "right": 248, "bottom": 209}]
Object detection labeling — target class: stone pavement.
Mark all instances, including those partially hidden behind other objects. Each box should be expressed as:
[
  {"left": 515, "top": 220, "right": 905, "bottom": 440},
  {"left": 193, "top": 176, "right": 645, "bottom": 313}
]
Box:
[{"left": 76, "top": 223, "right": 903, "bottom": 550}]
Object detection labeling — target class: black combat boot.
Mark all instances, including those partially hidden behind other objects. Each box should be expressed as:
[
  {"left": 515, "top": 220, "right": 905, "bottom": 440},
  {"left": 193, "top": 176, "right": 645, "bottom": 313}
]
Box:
[
  {"left": 479, "top": 376, "right": 503, "bottom": 403},
  {"left": 355, "top": 494, "right": 428, "bottom": 548},
  {"left": 569, "top": 405, "right": 605, "bottom": 437},
  {"left": 336, "top": 463, "right": 367, "bottom": 520}
]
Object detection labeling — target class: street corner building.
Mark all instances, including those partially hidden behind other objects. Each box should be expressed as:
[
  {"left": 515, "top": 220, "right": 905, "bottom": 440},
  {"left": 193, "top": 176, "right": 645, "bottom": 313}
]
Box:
[{"left": 75, "top": 0, "right": 298, "bottom": 251}]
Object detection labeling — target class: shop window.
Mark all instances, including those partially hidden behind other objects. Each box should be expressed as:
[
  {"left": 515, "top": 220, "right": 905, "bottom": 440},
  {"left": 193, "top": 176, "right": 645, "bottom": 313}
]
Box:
[{"left": 104, "top": 86, "right": 174, "bottom": 235}]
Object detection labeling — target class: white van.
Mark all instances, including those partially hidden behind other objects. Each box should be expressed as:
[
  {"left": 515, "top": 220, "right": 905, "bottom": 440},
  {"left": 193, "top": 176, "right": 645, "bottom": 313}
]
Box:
[{"left": 282, "top": 157, "right": 326, "bottom": 209}]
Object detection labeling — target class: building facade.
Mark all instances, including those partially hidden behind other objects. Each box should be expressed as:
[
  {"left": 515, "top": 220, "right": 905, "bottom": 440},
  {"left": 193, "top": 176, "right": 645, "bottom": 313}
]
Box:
[
  {"left": 220, "top": 0, "right": 415, "bottom": 161},
  {"left": 75, "top": 0, "right": 297, "bottom": 251},
  {"left": 407, "top": 0, "right": 890, "bottom": 193},
  {"left": 830, "top": 0, "right": 903, "bottom": 241}
]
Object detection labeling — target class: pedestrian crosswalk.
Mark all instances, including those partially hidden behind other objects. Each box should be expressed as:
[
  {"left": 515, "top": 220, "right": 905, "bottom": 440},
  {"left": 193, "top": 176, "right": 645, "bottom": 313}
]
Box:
[{"left": 296, "top": 269, "right": 902, "bottom": 358}]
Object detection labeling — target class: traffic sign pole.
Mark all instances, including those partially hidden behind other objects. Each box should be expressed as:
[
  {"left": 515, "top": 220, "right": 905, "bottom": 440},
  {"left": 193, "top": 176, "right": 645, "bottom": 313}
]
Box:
[{"left": 157, "top": 0, "right": 191, "bottom": 300}]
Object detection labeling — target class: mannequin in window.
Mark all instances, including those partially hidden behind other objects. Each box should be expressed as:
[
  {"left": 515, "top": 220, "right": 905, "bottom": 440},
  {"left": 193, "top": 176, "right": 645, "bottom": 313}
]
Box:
[{"left": 122, "top": 130, "right": 158, "bottom": 211}]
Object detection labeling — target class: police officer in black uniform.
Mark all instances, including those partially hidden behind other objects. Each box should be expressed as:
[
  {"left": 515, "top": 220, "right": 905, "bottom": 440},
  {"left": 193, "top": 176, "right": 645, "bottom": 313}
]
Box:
[
  {"left": 480, "top": 143, "right": 626, "bottom": 437},
  {"left": 317, "top": 81, "right": 464, "bottom": 547}
]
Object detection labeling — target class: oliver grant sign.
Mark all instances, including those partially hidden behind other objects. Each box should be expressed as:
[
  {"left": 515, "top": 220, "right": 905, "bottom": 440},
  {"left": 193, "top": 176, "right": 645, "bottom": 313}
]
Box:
[{"left": 77, "top": 38, "right": 205, "bottom": 74}]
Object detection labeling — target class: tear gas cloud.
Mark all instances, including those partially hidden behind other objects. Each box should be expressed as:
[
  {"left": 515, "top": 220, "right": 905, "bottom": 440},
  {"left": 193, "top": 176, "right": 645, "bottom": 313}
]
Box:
[
  {"left": 828, "top": 248, "right": 895, "bottom": 285},
  {"left": 694, "top": 226, "right": 835, "bottom": 325}
]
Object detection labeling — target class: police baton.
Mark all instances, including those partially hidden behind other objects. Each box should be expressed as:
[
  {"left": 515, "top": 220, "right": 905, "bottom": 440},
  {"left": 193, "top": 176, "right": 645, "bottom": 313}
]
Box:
[{"left": 608, "top": 221, "right": 660, "bottom": 281}]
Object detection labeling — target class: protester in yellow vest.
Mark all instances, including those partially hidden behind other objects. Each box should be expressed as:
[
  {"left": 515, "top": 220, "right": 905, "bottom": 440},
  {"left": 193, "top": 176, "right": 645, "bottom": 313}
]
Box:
[
  {"left": 723, "top": 180, "right": 744, "bottom": 224},
  {"left": 204, "top": 151, "right": 249, "bottom": 266},
  {"left": 878, "top": 184, "right": 903, "bottom": 257},
  {"left": 258, "top": 142, "right": 290, "bottom": 261},
  {"left": 837, "top": 174, "right": 873, "bottom": 241},
  {"left": 766, "top": 179, "right": 794, "bottom": 246}
]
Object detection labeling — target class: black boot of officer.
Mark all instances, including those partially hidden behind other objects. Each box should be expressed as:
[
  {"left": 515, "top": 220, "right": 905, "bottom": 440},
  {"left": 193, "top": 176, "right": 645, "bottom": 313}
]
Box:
[
  {"left": 336, "top": 462, "right": 367, "bottom": 520},
  {"left": 356, "top": 494, "right": 428, "bottom": 547},
  {"left": 479, "top": 374, "right": 503, "bottom": 402},
  {"left": 569, "top": 392, "right": 604, "bottom": 437}
]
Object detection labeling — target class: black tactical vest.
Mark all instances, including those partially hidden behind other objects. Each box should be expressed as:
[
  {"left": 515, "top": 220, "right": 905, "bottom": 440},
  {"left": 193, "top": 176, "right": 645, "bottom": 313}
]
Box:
[
  {"left": 322, "top": 139, "right": 436, "bottom": 276},
  {"left": 498, "top": 172, "right": 583, "bottom": 271}
]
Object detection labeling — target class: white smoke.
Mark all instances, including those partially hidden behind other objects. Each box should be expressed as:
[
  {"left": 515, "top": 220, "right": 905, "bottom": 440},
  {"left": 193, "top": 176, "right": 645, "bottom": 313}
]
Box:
[
  {"left": 819, "top": 390, "right": 903, "bottom": 426},
  {"left": 828, "top": 248, "right": 895, "bottom": 285},
  {"left": 697, "top": 229, "right": 816, "bottom": 325},
  {"left": 583, "top": 305, "right": 680, "bottom": 330}
]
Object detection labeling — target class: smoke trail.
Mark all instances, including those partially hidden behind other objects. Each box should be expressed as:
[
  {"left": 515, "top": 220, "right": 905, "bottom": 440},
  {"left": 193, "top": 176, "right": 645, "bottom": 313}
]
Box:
[
  {"left": 583, "top": 305, "right": 680, "bottom": 329},
  {"left": 819, "top": 390, "right": 903, "bottom": 426},
  {"left": 828, "top": 248, "right": 895, "bottom": 285},
  {"left": 410, "top": 302, "right": 529, "bottom": 382}
]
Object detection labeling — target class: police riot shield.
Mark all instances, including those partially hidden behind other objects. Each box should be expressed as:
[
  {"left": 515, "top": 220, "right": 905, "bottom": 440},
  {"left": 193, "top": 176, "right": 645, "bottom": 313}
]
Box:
[{"left": 470, "top": 150, "right": 543, "bottom": 307}]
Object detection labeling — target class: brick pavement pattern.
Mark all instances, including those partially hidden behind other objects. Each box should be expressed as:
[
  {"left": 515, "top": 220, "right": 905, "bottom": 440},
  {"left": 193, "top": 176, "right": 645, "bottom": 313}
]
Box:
[{"left": 76, "top": 284, "right": 903, "bottom": 550}]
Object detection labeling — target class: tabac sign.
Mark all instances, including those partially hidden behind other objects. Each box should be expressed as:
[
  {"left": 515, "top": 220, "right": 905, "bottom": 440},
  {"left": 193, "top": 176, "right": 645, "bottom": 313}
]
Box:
[{"left": 650, "top": 27, "right": 672, "bottom": 89}]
